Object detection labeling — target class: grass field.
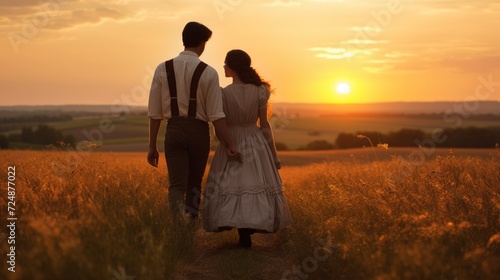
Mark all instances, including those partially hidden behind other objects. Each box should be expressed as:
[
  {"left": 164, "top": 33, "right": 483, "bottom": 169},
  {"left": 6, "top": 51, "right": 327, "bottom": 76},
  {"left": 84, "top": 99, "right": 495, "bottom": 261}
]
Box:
[
  {"left": 272, "top": 115, "right": 500, "bottom": 149},
  {"left": 1, "top": 148, "right": 499, "bottom": 279},
  {"left": 3, "top": 113, "right": 499, "bottom": 151}
]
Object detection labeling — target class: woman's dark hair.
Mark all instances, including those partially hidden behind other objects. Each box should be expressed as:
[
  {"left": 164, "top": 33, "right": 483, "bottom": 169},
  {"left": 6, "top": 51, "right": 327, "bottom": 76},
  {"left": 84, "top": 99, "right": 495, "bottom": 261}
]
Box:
[
  {"left": 225, "top": 49, "right": 271, "bottom": 89},
  {"left": 182, "top": 22, "right": 212, "bottom": 48}
]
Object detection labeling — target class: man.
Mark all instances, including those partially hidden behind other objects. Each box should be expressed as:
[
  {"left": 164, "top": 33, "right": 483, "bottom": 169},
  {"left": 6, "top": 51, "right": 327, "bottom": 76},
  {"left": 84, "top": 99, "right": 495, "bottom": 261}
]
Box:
[{"left": 147, "top": 22, "right": 241, "bottom": 220}]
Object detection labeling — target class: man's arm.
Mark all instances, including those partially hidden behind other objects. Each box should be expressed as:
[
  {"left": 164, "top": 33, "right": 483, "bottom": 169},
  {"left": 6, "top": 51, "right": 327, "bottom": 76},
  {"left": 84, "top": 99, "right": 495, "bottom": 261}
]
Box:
[
  {"left": 204, "top": 68, "right": 241, "bottom": 162},
  {"left": 147, "top": 118, "right": 162, "bottom": 167},
  {"left": 213, "top": 118, "right": 242, "bottom": 163},
  {"left": 147, "top": 64, "right": 163, "bottom": 167}
]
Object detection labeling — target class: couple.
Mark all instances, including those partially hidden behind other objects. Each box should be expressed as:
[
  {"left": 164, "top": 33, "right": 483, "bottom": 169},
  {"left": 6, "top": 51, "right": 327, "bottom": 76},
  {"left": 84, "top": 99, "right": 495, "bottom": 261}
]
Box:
[{"left": 147, "top": 22, "right": 292, "bottom": 248}]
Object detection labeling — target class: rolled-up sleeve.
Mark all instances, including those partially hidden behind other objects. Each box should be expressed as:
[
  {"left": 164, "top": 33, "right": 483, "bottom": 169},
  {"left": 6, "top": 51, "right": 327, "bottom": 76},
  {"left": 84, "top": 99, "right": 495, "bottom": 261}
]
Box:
[
  {"left": 204, "top": 69, "right": 226, "bottom": 122},
  {"left": 148, "top": 64, "right": 164, "bottom": 119}
]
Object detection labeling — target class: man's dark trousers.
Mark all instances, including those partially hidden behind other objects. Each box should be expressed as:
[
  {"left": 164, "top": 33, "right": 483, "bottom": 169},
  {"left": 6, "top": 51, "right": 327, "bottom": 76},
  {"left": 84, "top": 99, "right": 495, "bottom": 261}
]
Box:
[{"left": 165, "top": 117, "right": 210, "bottom": 218}]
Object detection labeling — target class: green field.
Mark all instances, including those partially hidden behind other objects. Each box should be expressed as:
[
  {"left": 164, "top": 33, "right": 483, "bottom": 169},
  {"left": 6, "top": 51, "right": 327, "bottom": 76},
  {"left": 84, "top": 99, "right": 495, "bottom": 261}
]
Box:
[
  {"left": 2, "top": 113, "right": 499, "bottom": 151},
  {"left": 271, "top": 115, "right": 500, "bottom": 149}
]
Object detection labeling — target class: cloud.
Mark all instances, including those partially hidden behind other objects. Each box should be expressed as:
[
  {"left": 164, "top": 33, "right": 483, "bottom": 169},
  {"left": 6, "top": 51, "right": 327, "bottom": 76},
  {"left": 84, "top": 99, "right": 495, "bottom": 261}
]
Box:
[
  {"left": 384, "top": 51, "right": 414, "bottom": 59},
  {"left": 309, "top": 47, "right": 354, "bottom": 59},
  {"left": 362, "top": 65, "right": 394, "bottom": 73},
  {"left": 147, "top": 9, "right": 194, "bottom": 21},
  {"left": 486, "top": 2, "right": 500, "bottom": 11},
  {"left": 410, "top": 0, "right": 500, "bottom": 15},
  {"left": 420, "top": 8, "right": 460, "bottom": 15},
  {"left": 381, "top": 41, "right": 500, "bottom": 73},
  {"left": 439, "top": 56, "right": 500, "bottom": 73},
  {"left": 309, "top": 45, "right": 387, "bottom": 61},
  {"left": 343, "top": 39, "right": 388, "bottom": 46},
  {"left": 309, "top": 38, "right": 389, "bottom": 60},
  {"left": 0, "top": 0, "right": 79, "bottom": 8},
  {"left": 48, "top": 7, "right": 145, "bottom": 30},
  {"left": 264, "top": 0, "right": 301, "bottom": 7},
  {"left": 359, "top": 55, "right": 410, "bottom": 73},
  {"left": 309, "top": 0, "right": 344, "bottom": 2},
  {"left": 0, "top": 0, "right": 146, "bottom": 33},
  {"left": 0, "top": 0, "right": 82, "bottom": 16}
]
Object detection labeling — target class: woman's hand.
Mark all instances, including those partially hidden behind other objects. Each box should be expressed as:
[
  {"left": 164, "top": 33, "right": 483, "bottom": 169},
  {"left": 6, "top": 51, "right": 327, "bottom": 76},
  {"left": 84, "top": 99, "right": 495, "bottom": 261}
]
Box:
[{"left": 227, "top": 145, "right": 242, "bottom": 163}]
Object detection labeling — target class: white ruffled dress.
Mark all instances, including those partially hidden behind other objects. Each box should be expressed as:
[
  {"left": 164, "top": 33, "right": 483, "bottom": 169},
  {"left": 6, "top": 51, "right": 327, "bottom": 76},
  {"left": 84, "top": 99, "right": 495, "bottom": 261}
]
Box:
[{"left": 202, "top": 84, "right": 292, "bottom": 233}]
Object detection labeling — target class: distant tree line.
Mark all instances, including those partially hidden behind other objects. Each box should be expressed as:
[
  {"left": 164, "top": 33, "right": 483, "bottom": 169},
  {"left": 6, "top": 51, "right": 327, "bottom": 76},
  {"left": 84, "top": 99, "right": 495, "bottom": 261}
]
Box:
[
  {"left": 320, "top": 112, "right": 500, "bottom": 121},
  {"left": 0, "top": 114, "right": 73, "bottom": 123},
  {"left": 0, "top": 124, "right": 76, "bottom": 149},
  {"left": 295, "top": 140, "right": 335, "bottom": 151},
  {"left": 0, "top": 115, "right": 73, "bottom": 133},
  {"left": 0, "top": 135, "right": 8, "bottom": 149},
  {"left": 2, "top": 125, "right": 499, "bottom": 151},
  {"left": 335, "top": 127, "right": 500, "bottom": 149},
  {"left": 275, "top": 126, "right": 500, "bottom": 151}
]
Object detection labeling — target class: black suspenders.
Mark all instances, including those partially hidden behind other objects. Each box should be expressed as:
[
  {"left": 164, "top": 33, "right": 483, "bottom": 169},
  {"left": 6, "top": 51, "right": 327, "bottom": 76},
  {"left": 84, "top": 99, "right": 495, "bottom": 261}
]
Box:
[
  {"left": 165, "top": 59, "right": 179, "bottom": 117},
  {"left": 165, "top": 59, "right": 208, "bottom": 118}
]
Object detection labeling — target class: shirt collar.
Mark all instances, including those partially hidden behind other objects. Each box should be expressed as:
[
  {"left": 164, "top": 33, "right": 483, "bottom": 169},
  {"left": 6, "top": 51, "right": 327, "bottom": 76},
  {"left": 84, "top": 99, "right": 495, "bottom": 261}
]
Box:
[{"left": 180, "top": 50, "right": 199, "bottom": 57}]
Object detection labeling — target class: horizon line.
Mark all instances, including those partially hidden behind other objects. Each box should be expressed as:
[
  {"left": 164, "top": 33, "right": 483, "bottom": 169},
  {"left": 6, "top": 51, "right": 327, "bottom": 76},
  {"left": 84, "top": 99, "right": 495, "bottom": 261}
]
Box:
[{"left": 1, "top": 100, "right": 500, "bottom": 107}]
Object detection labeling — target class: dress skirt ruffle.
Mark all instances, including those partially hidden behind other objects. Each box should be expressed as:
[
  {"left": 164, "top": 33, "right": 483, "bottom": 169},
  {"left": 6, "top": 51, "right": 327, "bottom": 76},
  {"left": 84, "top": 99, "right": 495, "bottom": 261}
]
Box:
[{"left": 202, "top": 125, "right": 292, "bottom": 232}]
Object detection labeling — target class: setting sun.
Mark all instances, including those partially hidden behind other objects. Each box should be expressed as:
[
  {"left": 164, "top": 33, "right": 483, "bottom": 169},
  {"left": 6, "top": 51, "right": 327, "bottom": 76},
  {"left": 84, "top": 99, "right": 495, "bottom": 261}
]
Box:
[{"left": 336, "top": 82, "right": 351, "bottom": 95}]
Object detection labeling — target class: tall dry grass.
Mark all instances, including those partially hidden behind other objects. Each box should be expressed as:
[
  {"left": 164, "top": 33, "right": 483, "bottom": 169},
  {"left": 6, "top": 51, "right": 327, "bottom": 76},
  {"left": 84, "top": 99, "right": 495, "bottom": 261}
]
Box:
[
  {"left": 1, "top": 150, "right": 499, "bottom": 279},
  {"left": 0, "top": 151, "right": 197, "bottom": 280},
  {"left": 279, "top": 153, "right": 500, "bottom": 279}
]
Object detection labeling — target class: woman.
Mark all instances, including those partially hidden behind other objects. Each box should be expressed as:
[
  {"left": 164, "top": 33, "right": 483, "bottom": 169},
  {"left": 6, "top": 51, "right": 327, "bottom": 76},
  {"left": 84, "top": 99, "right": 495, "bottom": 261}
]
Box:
[{"left": 202, "top": 49, "right": 292, "bottom": 248}]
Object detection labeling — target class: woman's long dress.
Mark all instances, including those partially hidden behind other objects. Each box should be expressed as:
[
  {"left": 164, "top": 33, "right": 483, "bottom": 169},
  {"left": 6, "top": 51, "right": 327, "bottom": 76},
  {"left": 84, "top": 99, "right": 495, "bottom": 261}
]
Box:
[{"left": 203, "top": 84, "right": 292, "bottom": 233}]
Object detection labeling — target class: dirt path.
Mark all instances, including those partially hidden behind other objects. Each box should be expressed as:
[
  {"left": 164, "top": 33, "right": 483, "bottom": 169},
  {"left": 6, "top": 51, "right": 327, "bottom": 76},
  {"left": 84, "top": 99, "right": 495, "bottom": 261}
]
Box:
[{"left": 173, "top": 227, "right": 293, "bottom": 280}]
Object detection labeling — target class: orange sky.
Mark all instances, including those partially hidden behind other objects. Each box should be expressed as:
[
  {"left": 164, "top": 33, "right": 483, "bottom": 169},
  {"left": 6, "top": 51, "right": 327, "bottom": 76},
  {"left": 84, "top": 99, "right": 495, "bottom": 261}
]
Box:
[{"left": 1, "top": 0, "right": 499, "bottom": 106}]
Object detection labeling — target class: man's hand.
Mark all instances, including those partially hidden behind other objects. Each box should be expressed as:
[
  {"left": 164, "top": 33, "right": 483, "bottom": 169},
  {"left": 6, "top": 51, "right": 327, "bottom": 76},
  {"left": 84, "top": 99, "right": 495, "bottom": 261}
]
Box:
[
  {"left": 275, "top": 161, "right": 282, "bottom": 170},
  {"left": 148, "top": 118, "right": 162, "bottom": 167},
  {"left": 213, "top": 118, "right": 242, "bottom": 163},
  {"left": 147, "top": 148, "right": 159, "bottom": 167}
]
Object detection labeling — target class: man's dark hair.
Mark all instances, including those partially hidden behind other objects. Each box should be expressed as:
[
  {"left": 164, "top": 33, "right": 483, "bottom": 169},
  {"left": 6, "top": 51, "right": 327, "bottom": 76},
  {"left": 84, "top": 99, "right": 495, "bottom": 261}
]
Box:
[{"left": 182, "top": 22, "right": 212, "bottom": 48}]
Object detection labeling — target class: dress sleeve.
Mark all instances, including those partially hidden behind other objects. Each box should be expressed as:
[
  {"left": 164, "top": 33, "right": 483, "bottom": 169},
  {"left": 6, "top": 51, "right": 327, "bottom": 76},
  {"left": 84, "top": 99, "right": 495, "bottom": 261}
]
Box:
[
  {"left": 258, "top": 85, "right": 271, "bottom": 110},
  {"left": 148, "top": 64, "right": 164, "bottom": 119}
]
